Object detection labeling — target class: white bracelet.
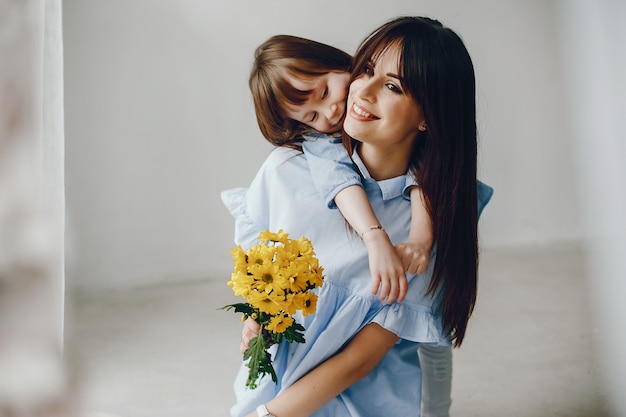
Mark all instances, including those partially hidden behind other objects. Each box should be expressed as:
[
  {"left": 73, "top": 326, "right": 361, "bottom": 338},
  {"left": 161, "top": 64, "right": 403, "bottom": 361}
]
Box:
[
  {"left": 256, "top": 404, "right": 276, "bottom": 417},
  {"left": 360, "top": 224, "right": 385, "bottom": 237}
]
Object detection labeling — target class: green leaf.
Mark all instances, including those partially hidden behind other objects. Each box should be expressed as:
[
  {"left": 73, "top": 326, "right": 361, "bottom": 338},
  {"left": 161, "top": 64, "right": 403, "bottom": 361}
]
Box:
[
  {"left": 242, "top": 333, "right": 277, "bottom": 389},
  {"left": 220, "top": 303, "right": 256, "bottom": 316},
  {"left": 282, "top": 322, "right": 306, "bottom": 344},
  {"left": 270, "top": 332, "right": 283, "bottom": 344}
]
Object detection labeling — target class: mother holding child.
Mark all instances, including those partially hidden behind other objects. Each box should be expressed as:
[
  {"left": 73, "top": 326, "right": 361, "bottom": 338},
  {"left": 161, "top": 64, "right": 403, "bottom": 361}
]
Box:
[{"left": 222, "top": 16, "right": 493, "bottom": 417}]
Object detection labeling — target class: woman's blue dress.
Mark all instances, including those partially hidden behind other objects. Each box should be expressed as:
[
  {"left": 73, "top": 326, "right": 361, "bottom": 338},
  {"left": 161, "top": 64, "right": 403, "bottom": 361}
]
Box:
[{"left": 222, "top": 146, "right": 493, "bottom": 417}]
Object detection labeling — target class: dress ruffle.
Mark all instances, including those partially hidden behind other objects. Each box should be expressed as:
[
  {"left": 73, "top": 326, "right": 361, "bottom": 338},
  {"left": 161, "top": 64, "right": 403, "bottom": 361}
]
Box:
[
  {"left": 221, "top": 187, "right": 260, "bottom": 250},
  {"left": 229, "top": 278, "right": 446, "bottom": 417}
]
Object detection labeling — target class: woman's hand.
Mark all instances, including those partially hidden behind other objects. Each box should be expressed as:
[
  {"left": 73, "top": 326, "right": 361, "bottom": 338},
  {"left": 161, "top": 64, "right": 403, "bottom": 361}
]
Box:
[
  {"left": 362, "top": 229, "right": 408, "bottom": 303},
  {"left": 395, "top": 239, "right": 431, "bottom": 275},
  {"left": 240, "top": 317, "right": 260, "bottom": 354}
]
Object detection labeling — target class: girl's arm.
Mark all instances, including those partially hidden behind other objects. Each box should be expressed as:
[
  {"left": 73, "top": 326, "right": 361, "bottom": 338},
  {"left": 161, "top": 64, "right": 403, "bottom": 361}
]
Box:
[
  {"left": 334, "top": 185, "right": 408, "bottom": 303},
  {"left": 395, "top": 186, "right": 433, "bottom": 275},
  {"left": 244, "top": 323, "right": 399, "bottom": 417},
  {"left": 301, "top": 137, "right": 407, "bottom": 303}
]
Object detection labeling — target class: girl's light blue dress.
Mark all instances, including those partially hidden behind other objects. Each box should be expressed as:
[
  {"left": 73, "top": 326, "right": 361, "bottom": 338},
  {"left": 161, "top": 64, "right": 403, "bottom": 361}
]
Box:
[{"left": 222, "top": 143, "right": 493, "bottom": 417}]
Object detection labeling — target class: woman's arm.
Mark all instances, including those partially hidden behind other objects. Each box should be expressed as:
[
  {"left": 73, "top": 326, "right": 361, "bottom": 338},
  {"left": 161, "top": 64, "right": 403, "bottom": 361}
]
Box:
[{"left": 245, "top": 323, "right": 399, "bottom": 417}]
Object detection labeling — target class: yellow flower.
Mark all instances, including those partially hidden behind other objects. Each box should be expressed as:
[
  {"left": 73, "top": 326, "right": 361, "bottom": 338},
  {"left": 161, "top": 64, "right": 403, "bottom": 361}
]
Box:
[
  {"left": 285, "top": 292, "right": 304, "bottom": 314},
  {"left": 296, "top": 259, "right": 311, "bottom": 274},
  {"left": 265, "top": 312, "right": 294, "bottom": 334},
  {"left": 308, "top": 265, "right": 325, "bottom": 288},
  {"left": 230, "top": 245, "right": 248, "bottom": 274},
  {"left": 247, "top": 290, "right": 284, "bottom": 315},
  {"left": 259, "top": 229, "right": 290, "bottom": 245},
  {"left": 279, "top": 292, "right": 296, "bottom": 315},
  {"left": 300, "top": 291, "right": 318, "bottom": 316},
  {"left": 246, "top": 243, "right": 274, "bottom": 267},
  {"left": 248, "top": 261, "right": 289, "bottom": 295},
  {"left": 227, "top": 270, "right": 253, "bottom": 298},
  {"left": 274, "top": 245, "right": 297, "bottom": 268},
  {"left": 286, "top": 272, "right": 309, "bottom": 293},
  {"left": 294, "top": 236, "right": 315, "bottom": 257}
]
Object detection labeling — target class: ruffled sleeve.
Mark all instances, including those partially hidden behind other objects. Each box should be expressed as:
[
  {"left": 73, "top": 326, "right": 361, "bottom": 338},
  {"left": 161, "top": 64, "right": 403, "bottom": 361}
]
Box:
[{"left": 221, "top": 187, "right": 262, "bottom": 250}]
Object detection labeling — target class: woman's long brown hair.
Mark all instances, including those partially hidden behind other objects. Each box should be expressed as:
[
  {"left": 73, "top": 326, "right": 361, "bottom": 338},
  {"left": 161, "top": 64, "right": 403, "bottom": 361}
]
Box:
[{"left": 346, "top": 17, "right": 479, "bottom": 347}]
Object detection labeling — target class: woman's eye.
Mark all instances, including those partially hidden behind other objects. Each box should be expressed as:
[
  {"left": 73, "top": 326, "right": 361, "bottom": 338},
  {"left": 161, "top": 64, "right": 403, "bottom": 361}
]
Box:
[
  {"left": 321, "top": 87, "right": 328, "bottom": 99},
  {"left": 310, "top": 112, "right": 318, "bottom": 122},
  {"left": 386, "top": 83, "right": 402, "bottom": 94},
  {"left": 362, "top": 64, "right": 373, "bottom": 76}
]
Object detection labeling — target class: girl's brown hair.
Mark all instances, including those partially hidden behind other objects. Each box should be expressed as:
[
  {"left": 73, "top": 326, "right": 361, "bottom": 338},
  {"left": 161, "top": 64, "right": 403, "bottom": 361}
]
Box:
[{"left": 249, "top": 35, "right": 351, "bottom": 146}]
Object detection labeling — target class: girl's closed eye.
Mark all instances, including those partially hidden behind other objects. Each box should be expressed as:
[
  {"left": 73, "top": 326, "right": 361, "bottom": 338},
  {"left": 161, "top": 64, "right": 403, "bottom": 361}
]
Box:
[
  {"left": 309, "top": 112, "right": 318, "bottom": 123},
  {"left": 321, "top": 86, "right": 328, "bottom": 100}
]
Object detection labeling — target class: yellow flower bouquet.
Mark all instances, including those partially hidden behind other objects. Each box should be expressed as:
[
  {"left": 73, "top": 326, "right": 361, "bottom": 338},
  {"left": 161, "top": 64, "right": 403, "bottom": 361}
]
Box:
[{"left": 222, "top": 230, "right": 325, "bottom": 389}]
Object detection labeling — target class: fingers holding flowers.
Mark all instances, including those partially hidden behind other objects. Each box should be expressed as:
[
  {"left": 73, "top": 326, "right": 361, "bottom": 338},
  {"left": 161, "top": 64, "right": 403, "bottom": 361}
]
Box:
[{"left": 240, "top": 317, "right": 260, "bottom": 354}]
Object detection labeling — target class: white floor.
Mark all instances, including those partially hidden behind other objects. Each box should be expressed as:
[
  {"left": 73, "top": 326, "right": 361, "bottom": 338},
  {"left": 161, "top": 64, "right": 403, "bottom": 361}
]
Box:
[{"left": 67, "top": 242, "right": 611, "bottom": 417}]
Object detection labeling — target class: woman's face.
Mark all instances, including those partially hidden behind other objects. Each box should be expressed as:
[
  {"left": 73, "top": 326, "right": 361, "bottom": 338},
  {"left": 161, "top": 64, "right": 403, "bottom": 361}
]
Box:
[
  {"left": 343, "top": 43, "right": 425, "bottom": 148},
  {"left": 284, "top": 71, "right": 350, "bottom": 133}
]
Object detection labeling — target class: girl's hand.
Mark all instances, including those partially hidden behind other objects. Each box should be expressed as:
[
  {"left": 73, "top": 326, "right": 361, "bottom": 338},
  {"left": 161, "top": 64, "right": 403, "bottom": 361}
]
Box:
[
  {"left": 362, "top": 229, "right": 408, "bottom": 304},
  {"left": 395, "top": 239, "right": 431, "bottom": 275},
  {"left": 240, "top": 317, "right": 260, "bottom": 354}
]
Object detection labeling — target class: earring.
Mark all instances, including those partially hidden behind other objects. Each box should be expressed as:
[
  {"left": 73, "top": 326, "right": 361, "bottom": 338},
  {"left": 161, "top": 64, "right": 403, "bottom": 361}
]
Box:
[{"left": 418, "top": 124, "right": 427, "bottom": 132}]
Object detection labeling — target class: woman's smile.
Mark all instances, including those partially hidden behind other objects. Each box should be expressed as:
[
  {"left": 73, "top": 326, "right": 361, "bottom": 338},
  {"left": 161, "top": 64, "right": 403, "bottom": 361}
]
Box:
[{"left": 350, "top": 102, "right": 379, "bottom": 120}]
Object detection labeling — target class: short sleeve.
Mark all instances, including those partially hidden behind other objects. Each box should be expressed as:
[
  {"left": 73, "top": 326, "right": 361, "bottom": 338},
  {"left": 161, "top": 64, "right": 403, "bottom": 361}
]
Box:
[
  {"left": 401, "top": 174, "right": 419, "bottom": 201},
  {"left": 477, "top": 180, "right": 494, "bottom": 217},
  {"left": 301, "top": 134, "right": 363, "bottom": 209}
]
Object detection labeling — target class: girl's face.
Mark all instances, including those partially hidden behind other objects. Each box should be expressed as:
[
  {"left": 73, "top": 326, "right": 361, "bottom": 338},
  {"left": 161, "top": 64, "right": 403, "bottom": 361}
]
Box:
[
  {"left": 284, "top": 71, "right": 350, "bottom": 133},
  {"left": 344, "top": 43, "right": 425, "bottom": 149}
]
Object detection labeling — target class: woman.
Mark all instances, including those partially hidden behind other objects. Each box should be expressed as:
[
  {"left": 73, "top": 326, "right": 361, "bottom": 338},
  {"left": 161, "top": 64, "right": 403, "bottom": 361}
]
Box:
[{"left": 222, "top": 16, "right": 493, "bottom": 417}]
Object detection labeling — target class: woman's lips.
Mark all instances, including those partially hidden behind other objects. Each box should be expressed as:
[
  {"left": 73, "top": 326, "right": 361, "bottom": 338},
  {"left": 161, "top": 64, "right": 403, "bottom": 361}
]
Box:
[{"left": 350, "top": 102, "right": 379, "bottom": 120}]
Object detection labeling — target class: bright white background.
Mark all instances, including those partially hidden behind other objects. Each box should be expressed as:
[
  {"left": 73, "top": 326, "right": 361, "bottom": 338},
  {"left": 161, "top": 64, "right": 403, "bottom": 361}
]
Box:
[{"left": 63, "top": 0, "right": 579, "bottom": 292}]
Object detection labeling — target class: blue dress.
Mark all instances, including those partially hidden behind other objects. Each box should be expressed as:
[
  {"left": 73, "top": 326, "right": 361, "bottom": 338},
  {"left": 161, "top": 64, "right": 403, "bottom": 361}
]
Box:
[{"left": 222, "top": 145, "right": 493, "bottom": 417}]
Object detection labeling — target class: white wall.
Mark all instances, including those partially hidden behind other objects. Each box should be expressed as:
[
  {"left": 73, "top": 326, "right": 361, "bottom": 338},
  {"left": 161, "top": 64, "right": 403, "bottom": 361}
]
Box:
[
  {"left": 64, "top": 0, "right": 580, "bottom": 292},
  {"left": 556, "top": 1, "right": 626, "bottom": 413}
]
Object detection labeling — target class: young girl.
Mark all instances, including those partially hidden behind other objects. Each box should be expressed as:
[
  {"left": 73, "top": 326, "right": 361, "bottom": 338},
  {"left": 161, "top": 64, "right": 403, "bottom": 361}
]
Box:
[{"left": 249, "top": 34, "right": 434, "bottom": 305}]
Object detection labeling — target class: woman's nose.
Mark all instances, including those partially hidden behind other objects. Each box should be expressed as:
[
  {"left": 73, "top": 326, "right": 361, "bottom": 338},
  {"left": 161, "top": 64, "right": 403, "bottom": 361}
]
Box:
[{"left": 354, "top": 79, "right": 375, "bottom": 103}]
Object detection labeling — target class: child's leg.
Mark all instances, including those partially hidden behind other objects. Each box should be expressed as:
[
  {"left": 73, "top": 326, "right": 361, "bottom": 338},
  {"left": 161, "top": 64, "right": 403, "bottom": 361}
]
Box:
[{"left": 418, "top": 344, "right": 452, "bottom": 417}]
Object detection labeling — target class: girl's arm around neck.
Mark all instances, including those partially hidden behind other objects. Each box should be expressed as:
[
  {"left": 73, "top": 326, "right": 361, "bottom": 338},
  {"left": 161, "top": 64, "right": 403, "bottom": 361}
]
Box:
[
  {"left": 334, "top": 185, "right": 408, "bottom": 303},
  {"left": 395, "top": 186, "right": 433, "bottom": 275}
]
